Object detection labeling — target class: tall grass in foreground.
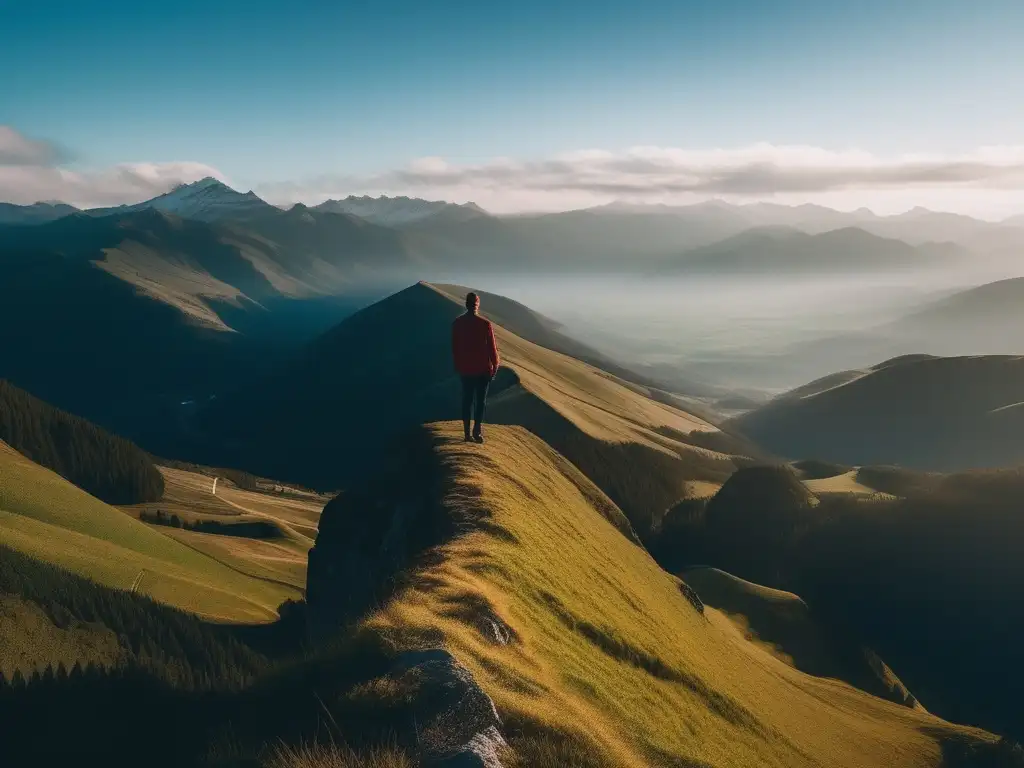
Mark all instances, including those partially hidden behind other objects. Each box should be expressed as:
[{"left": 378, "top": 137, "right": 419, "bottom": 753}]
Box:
[{"left": 265, "top": 743, "right": 413, "bottom": 768}]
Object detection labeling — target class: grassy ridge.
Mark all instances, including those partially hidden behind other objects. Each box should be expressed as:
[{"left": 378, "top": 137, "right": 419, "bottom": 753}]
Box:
[
  {"left": 202, "top": 282, "right": 733, "bottom": 544},
  {"left": 334, "top": 423, "right": 990, "bottom": 767}
]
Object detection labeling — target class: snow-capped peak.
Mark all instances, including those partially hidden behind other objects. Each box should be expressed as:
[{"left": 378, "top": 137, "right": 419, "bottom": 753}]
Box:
[{"left": 85, "top": 177, "right": 274, "bottom": 222}]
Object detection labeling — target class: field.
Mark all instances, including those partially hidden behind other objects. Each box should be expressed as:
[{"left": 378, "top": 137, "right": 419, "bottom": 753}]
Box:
[
  {"left": 357, "top": 423, "right": 990, "bottom": 768},
  {"left": 0, "top": 441, "right": 299, "bottom": 622},
  {"left": 803, "top": 469, "right": 892, "bottom": 496},
  {"left": 123, "top": 465, "right": 326, "bottom": 594}
]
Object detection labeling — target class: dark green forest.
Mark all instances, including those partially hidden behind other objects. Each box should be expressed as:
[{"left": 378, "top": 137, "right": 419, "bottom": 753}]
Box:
[{"left": 0, "top": 379, "right": 164, "bottom": 504}]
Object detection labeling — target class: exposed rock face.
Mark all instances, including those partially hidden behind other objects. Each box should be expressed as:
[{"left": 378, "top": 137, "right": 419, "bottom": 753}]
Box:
[
  {"left": 390, "top": 649, "right": 506, "bottom": 767},
  {"left": 305, "top": 429, "right": 450, "bottom": 643}
]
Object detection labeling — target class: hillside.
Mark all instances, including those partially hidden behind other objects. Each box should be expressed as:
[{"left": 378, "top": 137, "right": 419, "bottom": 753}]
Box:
[
  {"left": 200, "top": 282, "right": 734, "bottom": 542},
  {"left": 0, "top": 379, "right": 163, "bottom": 504},
  {"left": 886, "top": 277, "right": 1024, "bottom": 354},
  {"left": 680, "top": 567, "right": 920, "bottom": 709},
  {"left": 0, "top": 204, "right": 412, "bottom": 433},
  {"left": 663, "top": 226, "right": 966, "bottom": 275},
  {"left": 0, "top": 440, "right": 296, "bottom": 621},
  {"left": 731, "top": 354, "right": 1024, "bottom": 470},
  {"left": 307, "top": 422, "right": 993, "bottom": 767}
]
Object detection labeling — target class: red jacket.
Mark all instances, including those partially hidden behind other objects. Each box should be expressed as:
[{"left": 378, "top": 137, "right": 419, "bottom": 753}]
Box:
[{"left": 452, "top": 312, "right": 500, "bottom": 377}]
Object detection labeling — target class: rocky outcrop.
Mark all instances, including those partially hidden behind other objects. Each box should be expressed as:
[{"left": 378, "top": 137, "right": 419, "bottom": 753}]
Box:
[
  {"left": 305, "top": 428, "right": 451, "bottom": 643},
  {"left": 390, "top": 649, "right": 507, "bottom": 767}
]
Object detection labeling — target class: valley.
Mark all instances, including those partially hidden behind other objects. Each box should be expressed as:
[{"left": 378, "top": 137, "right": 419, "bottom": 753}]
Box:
[{"left": 1, "top": 185, "right": 1023, "bottom": 767}]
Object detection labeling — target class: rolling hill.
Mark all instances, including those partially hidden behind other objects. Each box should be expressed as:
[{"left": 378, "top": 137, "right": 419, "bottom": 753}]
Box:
[
  {"left": 306, "top": 422, "right": 995, "bottom": 767},
  {"left": 886, "top": 276, "right": 1024, "bottom": 354},
  {"left": 200, "top": 282, "right": 737, "bottom": 543},
  {"left": 0, "top": 439, "right": 296, "bottom": 621},
  {"left": 731, "top": 354, "right": 1024, "bottom": 470}
]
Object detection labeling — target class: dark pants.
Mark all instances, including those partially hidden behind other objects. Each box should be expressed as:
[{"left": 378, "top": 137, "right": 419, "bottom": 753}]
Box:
[{"left": 461, "top": 374, "right": 491, "bottom": 436}]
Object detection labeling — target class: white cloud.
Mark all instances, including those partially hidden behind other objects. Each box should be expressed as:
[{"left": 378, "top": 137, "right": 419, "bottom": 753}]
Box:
[
  {"left": 4, "top": 122, "right": 1024, "bottom": 218},
  {"left": 254, "top": 143, "right": 1024, "bottom": 217},
  {"left": 372, "top": 143, "right": 1024, "bottom": 197},
  {"left": 0, "top": 125, "right": 61, "bottom": 166},
  {"left": 0, "top": 125, "right": 226, "bottom": 208}
]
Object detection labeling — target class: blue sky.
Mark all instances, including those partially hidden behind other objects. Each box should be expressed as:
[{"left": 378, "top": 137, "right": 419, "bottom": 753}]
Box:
[{"left": 1, "top": 0, "right": 1023, "bottom": 214}]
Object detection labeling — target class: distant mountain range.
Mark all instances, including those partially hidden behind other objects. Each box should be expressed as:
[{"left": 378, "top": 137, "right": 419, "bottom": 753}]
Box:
[
  {"left": 3, "top": 178, "right": 1023, "bottom": 253},
  {"left": 0, "top": 200, "right": 78, "bottom": 225},
  {"left": 1, "top": 178, "right": 1022, "bottom": 436},
  {"left": 314, "top": 194, "right": 487, "bottom": 226}
]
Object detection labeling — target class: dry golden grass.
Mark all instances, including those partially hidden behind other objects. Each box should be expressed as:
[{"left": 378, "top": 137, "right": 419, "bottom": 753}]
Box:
[
  {"left": 365, "top": 422, "right": 992, "bottom": 768},
  {"left": 0, "top": 441, "right": 295, "bottom": 622},
  {"left": 803, "top": 469, "right": 889, "bottom": 496},
  {"left": 430, "top": 283, "right": 720, "bottom": 455},
  {"left": 265, "top": 743, "right": 414, "bottom": 768}
]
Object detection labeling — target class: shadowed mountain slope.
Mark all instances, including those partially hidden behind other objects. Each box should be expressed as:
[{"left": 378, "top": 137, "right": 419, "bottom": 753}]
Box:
[
  {"left": 306, "top": 422, "right": 994, "bottom": 768},
  {"left": 731, "top": 354, "right": 1024, "bottom": 470},
  {"left": 0, "top": 380, "right": 163, "bottom": 505},
  {"left": 0, "top": 205, "right": 415, "bottom": 433},
  {"left": 884, "top": 276, "right": 1024, "bottom": 355},
  {"left": 201, "top": 282, "right": 733, "bottom": 542}
]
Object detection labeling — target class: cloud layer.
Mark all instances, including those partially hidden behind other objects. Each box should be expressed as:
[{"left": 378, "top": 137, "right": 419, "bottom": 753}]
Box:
[
  {"left": 376, "top": 145, "right": 1024, "bottom": 196},
  {"left": 258, "top": 144, "right": 1024, "bottom": 217},
  {"left": 3, "top": 124, "right": 1024, "bottom": 217},
  {"left": 0, "top": 126, "right": 224, "bottom": 207}
]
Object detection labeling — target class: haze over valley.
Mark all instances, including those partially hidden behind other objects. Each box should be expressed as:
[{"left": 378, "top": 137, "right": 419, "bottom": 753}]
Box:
[{"left": 4, "top": 1, "right": 1024, "bottom": 766}]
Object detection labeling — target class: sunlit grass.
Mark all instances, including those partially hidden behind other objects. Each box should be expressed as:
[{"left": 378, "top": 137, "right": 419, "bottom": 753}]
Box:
[
  {"left": 364, "top": 422, "right": 990, "bottom": 768},
  {"left": 0, "top": 441, "right": 294, "bottom": 622}
]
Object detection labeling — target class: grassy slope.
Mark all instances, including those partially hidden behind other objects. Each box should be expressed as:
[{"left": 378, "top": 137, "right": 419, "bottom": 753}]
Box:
[
  {"left": 731, "top": 354, "right": 1024, "bottom": 470},
  {"left": 126, "top": 465, "right": 317, "bottom": 590},
  {"left": 365, "top": 423, "right": 987, "bottom": 768},
  {"left": 0, "top": 441, "right": 295, "bottom": 622},
  {"left": 681, "top": 567, "right": 920, "bottom": 709}
]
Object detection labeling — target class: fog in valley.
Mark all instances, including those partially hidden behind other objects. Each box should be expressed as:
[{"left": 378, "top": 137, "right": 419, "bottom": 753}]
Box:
[{"left": 468, "top": 257, "right": 1024, "bottom": 396}]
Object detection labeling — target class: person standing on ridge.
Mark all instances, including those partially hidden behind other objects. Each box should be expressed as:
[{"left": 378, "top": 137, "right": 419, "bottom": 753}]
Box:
[{"left": 452, "top": 292, "right": 500, "bottom": 443}]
